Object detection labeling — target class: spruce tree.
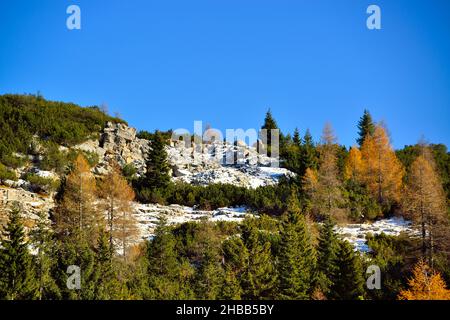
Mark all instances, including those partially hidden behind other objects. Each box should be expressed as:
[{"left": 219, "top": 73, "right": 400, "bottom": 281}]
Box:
[
  {"left": 331, "top": 240, "right": 365, "bottom": 300},
  {"left": 277, "top": 193, "right": 316, "bottom": 299},
  {"left": 300, "top": 129, "right": 318, "bottom": 174},
  {"left": 0, "top": 206, "right": 37, "bottom": 300},
  {"left": 356, "top": 109, "right": 375, "bottom": 147},
  {"left": 316, "top": 217, "right": 339, "bottom": 297},
  {"left": 145, "top": 130, "right": 171, "bottom": 190},
  {"left": 219, "top": 265, "right": 242, "bottom": 300},
  {"left": 241, "top": 219, "right": 277, "bottom": 300},
  {"left": 293, "top": 127, "right": 302, "bottom": 147},
  {"left": 260, "top": 108, "right": 279, "bottom": 156},
  {"left": 29, "top": 211, "right": 59, "bottom": 300}
]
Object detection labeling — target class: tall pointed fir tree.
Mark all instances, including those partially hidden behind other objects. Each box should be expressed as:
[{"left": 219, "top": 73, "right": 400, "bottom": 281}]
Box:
[
  {"left": 293, "top": 127, "right": 302, "bottom": 147},
  {"left": 29, "top": 211, "right": 59, "bottom": 300},
  {"left": 331, "top": 240, "right": 365, "bottom": 300},
  {"left": 0, "top": 206, "right": 37, "bottom": 300},
  {"left": 260, "top": 108, "right": 280, "bottom": 157},
  {"left": 315, "top": 217, "right": 340, "bottom": 297},
  {"left": 356, "top": 109, "right": 375, "bottom": 147},
  {"left": 277, "top": 192, "right": 316, "bottom": 299},
  {"left": 144, "top": 130, "right": 171, "bottom": 192},
  {"left": 241, "top": 219, "right": 277, "bottom": 300},
  {"left": 299, "top": 129, "right": 318, "bottom": 175}
]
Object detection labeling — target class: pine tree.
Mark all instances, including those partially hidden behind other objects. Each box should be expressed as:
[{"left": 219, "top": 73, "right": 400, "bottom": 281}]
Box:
[
  {"left": 99, "top": 161, "right": 137, "bottom": 261},
  {"left": 293, "top": 128, "right": 302, "bottom": 147},
  {"left": 29, "top": 211, "right": 59, "bottom": 300},
  {"left": 144, "top": 130, "right": 171, "bottom": 190},
  {"left": 316, "top": 217, "right": 339, "bottom": 297},
  {"left": 277, "top": 193, "right": 316, "bottom": 299},
  {"left": 398, "top": 260, "right": 450, "bottom": 300},
  {"left": 92, "top": 230, "right": 122, "bottom": 299},
  {"left": 0, "top": 206, "right": 37, "bottom": 300},
  {"left": 404, "top": 146, "right": 448, "bottom": 266},
  {"left": 241, "top": 219, "right": 277, "bottom": 300},
  {"left": 54, "top": 154, "right": 104, "bottom": 246},
  {"left": 360, "top": 125, "right": 404, "bottom": 206},
  {"left": 331, "top": 240, "right": 365, "bottom": 300},
  {"left": 300, "top": 129, "right": 318, "bottom": 175},
  {"left": 220, "top": 266, "right": 242, "bottom": 300},
  {"left": 357, "top": 109, "right": 375, "bottom": 147},
  {"left": 260, "top": 108, "right": 279, "bottom": 156}
]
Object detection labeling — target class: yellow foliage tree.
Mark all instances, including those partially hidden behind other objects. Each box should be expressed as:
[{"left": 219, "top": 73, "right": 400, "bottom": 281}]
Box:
[
  {"left": 98, "top": 161, "right": 138, "bottom": 262},
  {"left": 55, "top": 154, "right": 104, "bottom": 246},
  {"left": 404, "top": 147, "right": 448, "bottom": 265},
  {"left": 344, "top": 146, "right": 363, "bottom": 182},
  {"left": 398, "top": 260, "right": 450, "bottom": 300},
  {"left": 360, "top": 125, "right": 404, "bottom": 205}
]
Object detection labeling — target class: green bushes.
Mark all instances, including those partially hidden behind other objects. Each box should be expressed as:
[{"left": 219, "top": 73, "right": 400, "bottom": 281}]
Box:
[
  {"left": 24, "top": 173, "right": 60, "bottom": 193},
  {"left": 0, "top": 93, "right": 125, "bottom": 163},
  {"left": 0, "top": 163, "right": 18, "bottom": 182}
]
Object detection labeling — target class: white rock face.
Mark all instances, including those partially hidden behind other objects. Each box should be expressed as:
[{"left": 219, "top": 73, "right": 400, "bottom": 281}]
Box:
[
  {"left": 168, "top": 141, "right": 295, "bottom": 188},
  {"left": 335, "top": 217, "right": 419, "bottom": 253}
]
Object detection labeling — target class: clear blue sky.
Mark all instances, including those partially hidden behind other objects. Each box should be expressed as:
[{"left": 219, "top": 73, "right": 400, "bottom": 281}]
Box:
[{"left": 1, "top": 0, "right": 449, "bottom": 149}]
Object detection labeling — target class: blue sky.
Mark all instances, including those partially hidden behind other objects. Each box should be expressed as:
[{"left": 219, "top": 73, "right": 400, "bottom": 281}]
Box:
[{"left": 1, "top": 0, "right": 449, "bottom": 149}]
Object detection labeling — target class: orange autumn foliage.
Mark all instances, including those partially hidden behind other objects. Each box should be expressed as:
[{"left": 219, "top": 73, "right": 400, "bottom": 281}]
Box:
[
  {"left": 360, "top": 125, "right": 404, "bottom": 205},
  {"left": 399, "top": 260, "right": 450, "bottom": 300}
]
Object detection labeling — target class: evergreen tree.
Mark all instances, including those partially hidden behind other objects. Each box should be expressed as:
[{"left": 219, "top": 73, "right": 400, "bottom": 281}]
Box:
[
  {"left": 0, "top": 206, "right": 37, "bottom": 300},
  {"left": 260, "top": 108, "right": 279, "bottom": 156},
  {"left": 219, "top": 265, "right": 242, "bottom": 300},
  {"left": 331, "top": 240, "right": 365, "bottom": 300},
  {"left": 293, "top": 127, "right": 302, "bottom": 147},
  {"left": 315, "top": 217, "right": 339, "bottom": 297},
  {"left": 92, "top": 230, "right": 122, "bottom": 299},
  {"left": 357, "top": 109, "right": 375, "bottom": 147},
  {"left": 277, "top": 193, "right": 316, "bottom": 299},
  {"left": 29, "top": 211, "right": 59, "bottom": 300},
  {"left": 144, "top": 130, "right": 171, "bottom": 190},
  {"left": 300, "top": 129, "right": 318, "bottom": 174},
  {"left": 241, "top": 219, "right": 277, "bottom": 300}
]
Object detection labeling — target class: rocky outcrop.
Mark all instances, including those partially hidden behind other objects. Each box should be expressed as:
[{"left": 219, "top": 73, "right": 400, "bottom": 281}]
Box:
[{"left": 74, "top": 121, "right": 150, "bottom": 175}]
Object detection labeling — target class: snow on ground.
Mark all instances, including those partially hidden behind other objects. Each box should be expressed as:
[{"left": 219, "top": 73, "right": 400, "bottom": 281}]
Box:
[
  {"left": 168, "top": 142, "right": 295, "bottom": 189},
  {"left": 133, "top": 203, "right": 253, "bottom": 241},
  {"left": 335, "top": 217, "right": 418, "bottom": 253}
]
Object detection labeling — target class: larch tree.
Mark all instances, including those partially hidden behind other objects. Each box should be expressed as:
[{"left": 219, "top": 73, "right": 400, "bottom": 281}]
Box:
[
  {"left": 344, "top": 146, "right": 363, "bottom": 182},
  {"left": 404, "top": 146, "right": 448, "bottom": 266},
  {"left": 54, "top": 154, "right": 104, "bottom": 246},
  {"left": 98, "top": 161, "right": 137, "bottom": 261},
  {"left": 304, "top": 123, "right": 344, "bottom": 218},
  {"left": 356, "top": 109, "right": 375, "bottom": 147},
  {"left": 360, "top": 125, "right": 404, "bottom": 207},
  {"left": 398, "top": 260, "right": 450, "bottom": 300}
]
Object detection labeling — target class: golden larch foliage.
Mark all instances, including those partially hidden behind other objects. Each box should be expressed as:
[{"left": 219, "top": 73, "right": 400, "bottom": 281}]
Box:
[
  {"left": 344, "top": 146, "right": 363, "bottom": 182},
  {"left": 404, "top": 149, "right": 448, "bottom": 263},
  {"left": 55, "top": 154, "right": 104, "bottom": 245},
  {"left": 360, "top": 125, "right": 404, "bottom": 205},
  {"left": 398, "top": 260, "right": 450, "bottom": 300},
  {"left": 98, "top": 161, "right": 138, "bottom": 261}
]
